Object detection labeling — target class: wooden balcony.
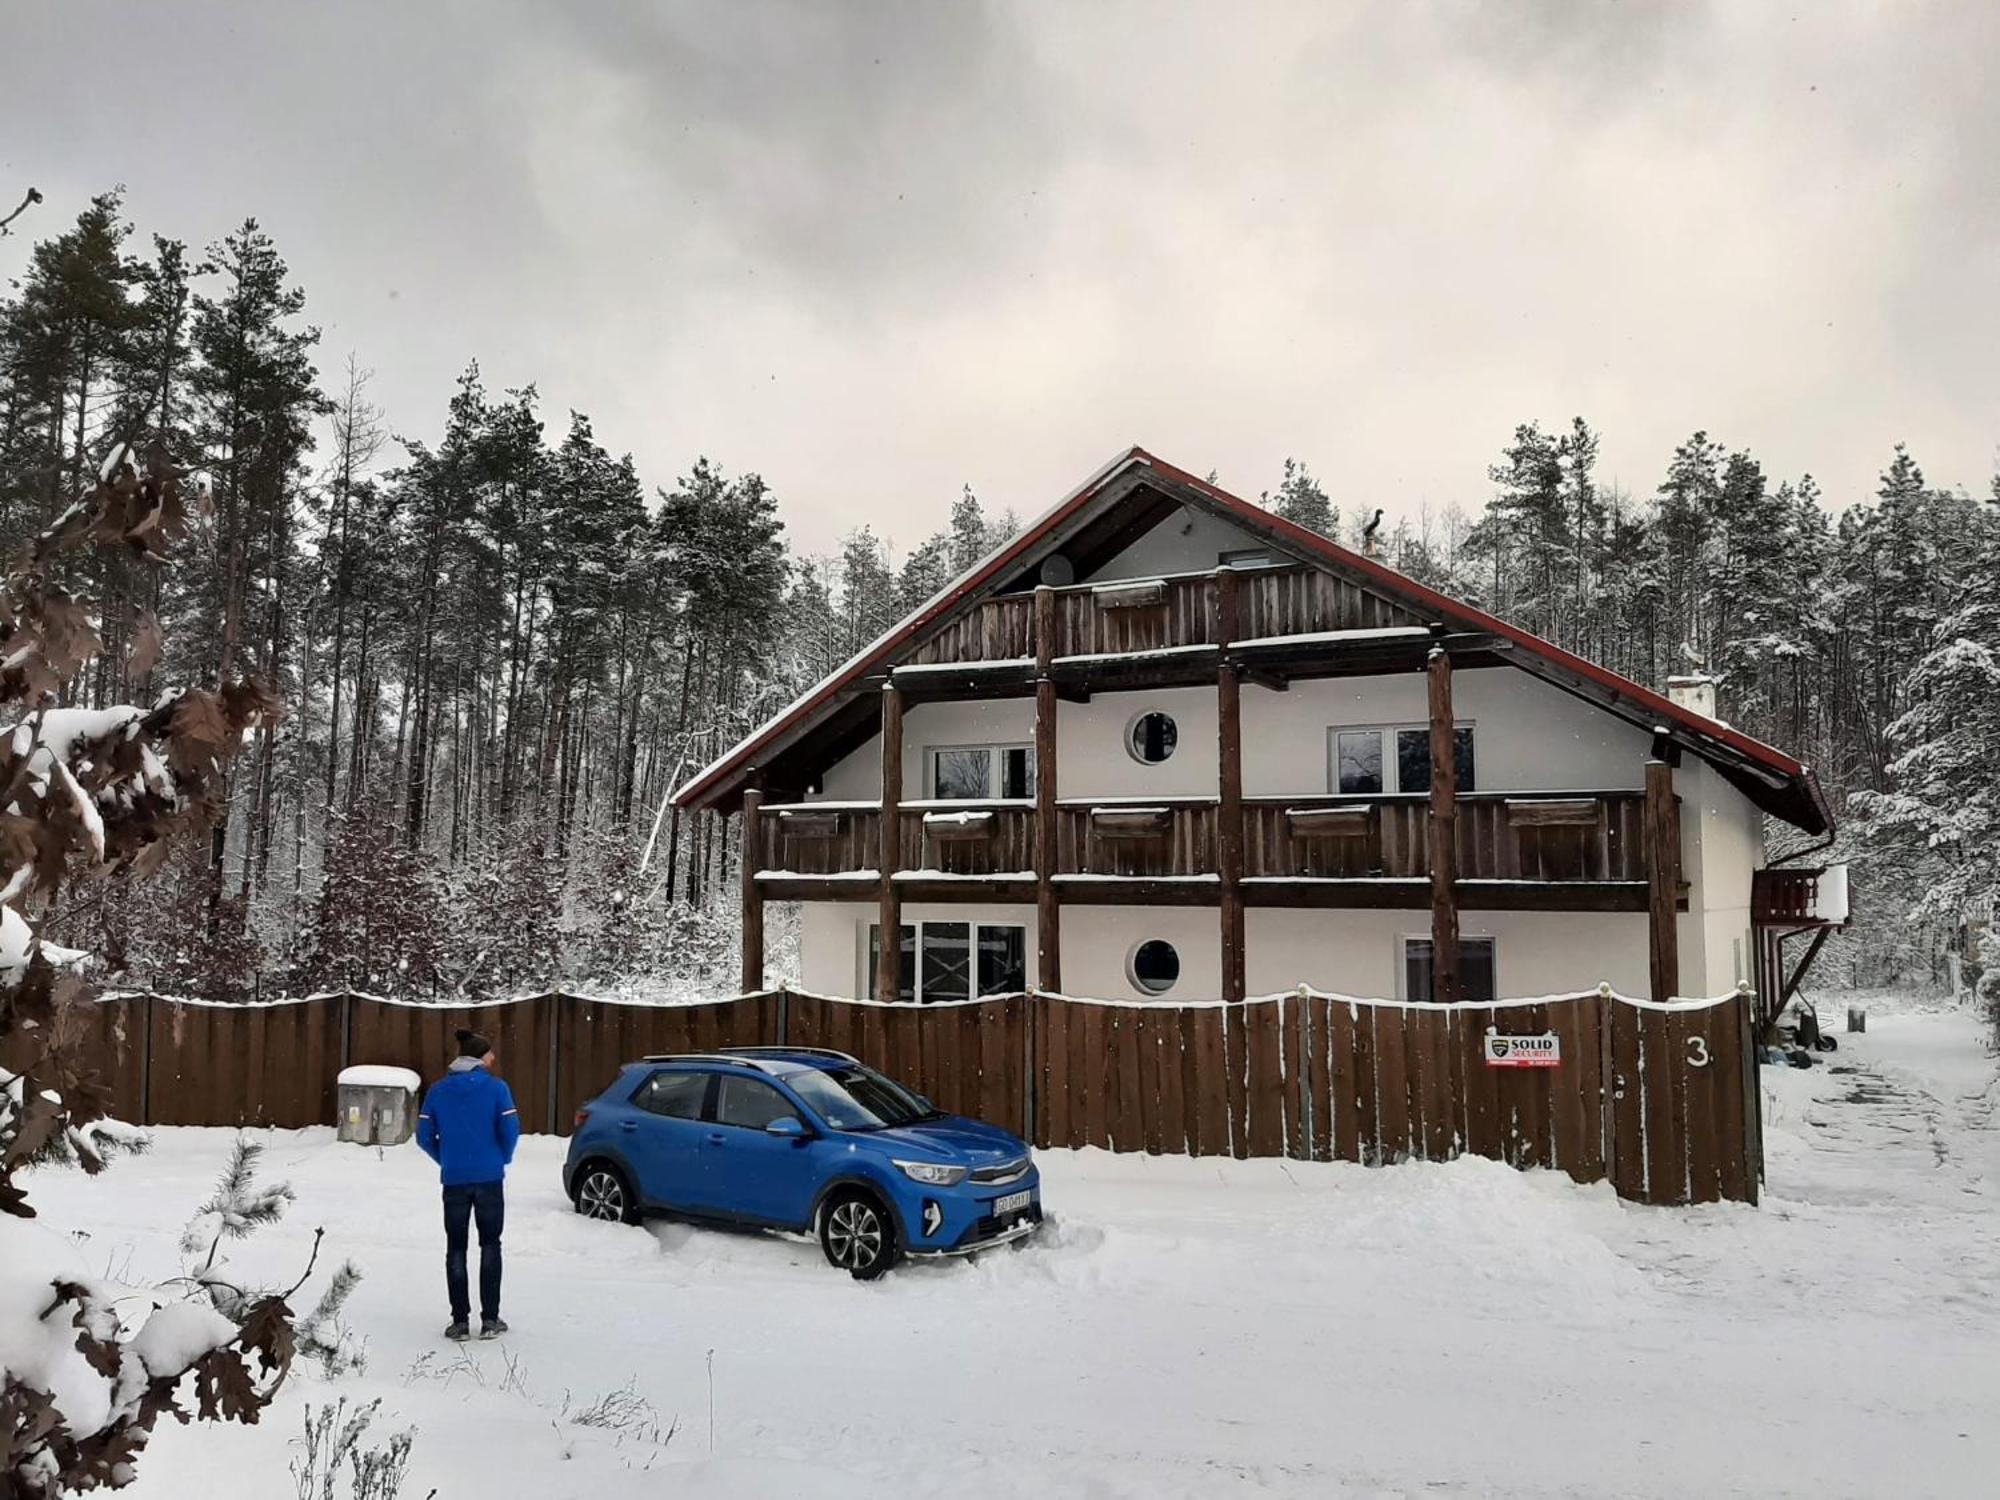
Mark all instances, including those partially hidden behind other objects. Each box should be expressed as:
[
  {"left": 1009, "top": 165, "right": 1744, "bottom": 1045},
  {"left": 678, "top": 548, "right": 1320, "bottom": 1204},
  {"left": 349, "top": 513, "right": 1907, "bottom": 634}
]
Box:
[
  {"left": 1752, "top": 864, "right": 1850, "bottom": 926},
  {"left": 754, "top": 791, "right": 1662, "bottom": 910},
  {"left": 901, "top": 564, "right": 1420, "bottom": 668}
]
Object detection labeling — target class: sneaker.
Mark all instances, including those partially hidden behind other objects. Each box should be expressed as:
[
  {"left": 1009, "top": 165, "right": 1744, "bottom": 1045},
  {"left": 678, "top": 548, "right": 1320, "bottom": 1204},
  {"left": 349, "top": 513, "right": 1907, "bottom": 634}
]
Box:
[
  {"left": 479, "top": 1318, "right": 509, "bottom": 1340},
  {"left": 445, "top": 1320, "right": 471, "bottom": 1342}
]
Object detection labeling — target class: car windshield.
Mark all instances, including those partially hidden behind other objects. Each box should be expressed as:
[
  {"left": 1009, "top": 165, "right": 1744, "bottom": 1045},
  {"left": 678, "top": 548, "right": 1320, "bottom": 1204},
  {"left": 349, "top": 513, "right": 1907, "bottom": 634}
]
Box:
[{"left": 783, "top": 1063, "right": 938, "bottom": 1131}]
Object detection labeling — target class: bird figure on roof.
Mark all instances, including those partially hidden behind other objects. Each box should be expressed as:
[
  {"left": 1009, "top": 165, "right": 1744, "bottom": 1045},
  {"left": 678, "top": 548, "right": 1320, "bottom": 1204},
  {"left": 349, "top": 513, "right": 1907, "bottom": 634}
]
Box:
[
  {"left": 0, "top": 187, "right": 42, "bottom": 237},
  {"left": 1361, "top": 507, "right": 1385, "bottom": 557}
]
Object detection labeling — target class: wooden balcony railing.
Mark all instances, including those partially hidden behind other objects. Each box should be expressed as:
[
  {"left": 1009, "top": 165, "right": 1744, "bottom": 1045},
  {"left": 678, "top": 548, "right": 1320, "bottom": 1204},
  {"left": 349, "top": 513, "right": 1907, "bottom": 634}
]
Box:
[
  {"left": 900, "top": 564, "right": 1419, "bottom": 667},
  {"left": 757, "top": 791, "right": 1651, "bottom": 896}
]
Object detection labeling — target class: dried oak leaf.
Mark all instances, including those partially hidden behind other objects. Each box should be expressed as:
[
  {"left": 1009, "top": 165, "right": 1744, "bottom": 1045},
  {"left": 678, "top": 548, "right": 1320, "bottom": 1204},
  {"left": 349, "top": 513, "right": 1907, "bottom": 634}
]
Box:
[
  {"left": 165, "top": 690, "right": 233, "bottom": 773},
  {"left": 34, "top": 594, "right": 102, "bottom": 678},
  {"left": 127, "top": 606, "right": 163, "bottom": 679},
  {"left": 235, "top": 1295, "right": 297, "bottom": 1378},
  {"left": 190, "top": 1346, "right": 264, "bottom": 1424},
  {"left": 220, "top": 678, "right": 284, "bottom": 733},
  {"left": 1, "top": 1083, "right": 63, "bottom": 1169}
]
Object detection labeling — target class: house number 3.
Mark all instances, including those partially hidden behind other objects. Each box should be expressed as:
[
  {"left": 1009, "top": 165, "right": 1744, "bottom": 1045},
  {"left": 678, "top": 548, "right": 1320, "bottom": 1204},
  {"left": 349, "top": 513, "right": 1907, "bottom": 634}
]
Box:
[{"left": 1687, "top": 1036, "right": 1711, "bottom": 1068}]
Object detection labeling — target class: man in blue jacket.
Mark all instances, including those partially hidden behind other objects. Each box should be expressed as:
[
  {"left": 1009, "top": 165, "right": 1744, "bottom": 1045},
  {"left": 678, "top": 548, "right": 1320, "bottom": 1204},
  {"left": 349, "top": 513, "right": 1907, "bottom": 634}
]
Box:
[{"left": 417, "top": 1029, "right": 522, "bottom": 1341}]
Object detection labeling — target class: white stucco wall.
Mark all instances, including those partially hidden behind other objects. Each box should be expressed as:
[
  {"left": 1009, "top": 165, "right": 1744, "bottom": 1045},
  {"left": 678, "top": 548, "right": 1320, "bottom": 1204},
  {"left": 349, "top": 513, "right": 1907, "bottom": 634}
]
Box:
[
  {"left": 1681, "top": 759, "right": 1764, "bottom": 997},
  {"left": 1081, "top": 504, "right": 1276, "bottom": 582},
  {"left": 1241, "top": 667, "right": 1651, "bottom": 796},
  {"left": 798, "top": 901, "right": 1655, "bottom": 1004},
  {"left": 813, "top": 666, "right": 1652, "bottom": 803}
]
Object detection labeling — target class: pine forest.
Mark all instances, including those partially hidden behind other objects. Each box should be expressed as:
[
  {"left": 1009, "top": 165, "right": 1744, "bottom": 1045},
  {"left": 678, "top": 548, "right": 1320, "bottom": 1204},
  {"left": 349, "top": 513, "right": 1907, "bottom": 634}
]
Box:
[{"left": 5, "top": 193, "right": 1993, "bottom": 1004}]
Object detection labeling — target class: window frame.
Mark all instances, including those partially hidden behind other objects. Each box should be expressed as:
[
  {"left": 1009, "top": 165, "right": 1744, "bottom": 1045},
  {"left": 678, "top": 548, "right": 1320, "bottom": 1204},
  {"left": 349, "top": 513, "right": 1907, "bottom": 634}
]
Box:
[
  {"left": 1325, "top": 721, "right": 1476, "bottom": 796},
  {"left": 865, "top": 920, "right": 1030, "bottom": 1003},
  {"left": 1397, "top": 934, "right": 1498, "bottom": 1003},
  {"left": 707, "top": 1072, "right": 804, "bottom": 1132},
  {"left": 1219, "top": 547, "right": 1278, "bottom": 570},
  {"left": 1128, "top": 937, "right": 1182, "bottom": 996},
  {"left": 1126, "top": 710, "right": 1179, "bottom": 765},
  {"left": 634, "top": 1068, "right": 713, "bottom": 1121},
  {"left": 924, "top": 742, "right": 1035, "bottom": 800}
]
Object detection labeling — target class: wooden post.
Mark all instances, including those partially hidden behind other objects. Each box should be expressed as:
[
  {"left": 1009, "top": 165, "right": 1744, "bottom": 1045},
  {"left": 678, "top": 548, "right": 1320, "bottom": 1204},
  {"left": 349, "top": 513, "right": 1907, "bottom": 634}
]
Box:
[
  {"left": 1034, "top": 585, "right": 1061, "bottom": 993},
  {"left": 740, "top": 785, "right": 765, "bottom": 993},
  {"left": 877, "top": 683, "right": 904, "bottom": 1002},
  {"left": 1645, "top": 754, "right": 1680, "bottom": 1002},
  {"left": 1427, "top": 646, "right": 1461, "bottom": 1003},
  {"left": 1217, "top": 566, "right": 1250, "bottom": 1159},
  {"left": 1216, "top": 568, "right": 1246, "bottom": 1009}
]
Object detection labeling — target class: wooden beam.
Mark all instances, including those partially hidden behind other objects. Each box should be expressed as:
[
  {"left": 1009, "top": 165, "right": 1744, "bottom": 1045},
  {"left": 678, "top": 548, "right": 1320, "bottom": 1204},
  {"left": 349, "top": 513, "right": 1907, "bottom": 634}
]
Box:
[
  {"left": 762, "top": 872, "right": 1657, "bottom": 910},
  {"left": 1428, "top": 647, "right": 1461, "bottom": 1003},
  {"left": 1034, "top": 585, "right": 1061, "bottom": 993},
  {"left": 877, "top": 683, "right": 904, "bottom": 1002},
  {"left": 740, "top": 785, "right": 765, "bottom": 993},
  {"left": 1646, "top": 757, "right": 1680, "bottom": 1002},
  {"left": 1217, "top": 567, "right": 1246, "bottom": 1008}
]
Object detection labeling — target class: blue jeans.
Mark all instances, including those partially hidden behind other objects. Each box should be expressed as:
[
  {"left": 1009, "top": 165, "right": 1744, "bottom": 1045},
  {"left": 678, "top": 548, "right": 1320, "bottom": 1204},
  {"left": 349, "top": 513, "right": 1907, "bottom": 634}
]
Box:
[{"left": 442, "top": 1180, "right": 504, "bottom": 1323}]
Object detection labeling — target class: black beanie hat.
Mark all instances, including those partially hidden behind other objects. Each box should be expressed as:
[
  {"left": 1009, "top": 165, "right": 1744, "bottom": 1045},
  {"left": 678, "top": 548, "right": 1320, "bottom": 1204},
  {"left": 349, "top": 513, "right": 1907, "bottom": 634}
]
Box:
[{"left": 455, "top": 1028, "right": 492, "bottom": 1058}]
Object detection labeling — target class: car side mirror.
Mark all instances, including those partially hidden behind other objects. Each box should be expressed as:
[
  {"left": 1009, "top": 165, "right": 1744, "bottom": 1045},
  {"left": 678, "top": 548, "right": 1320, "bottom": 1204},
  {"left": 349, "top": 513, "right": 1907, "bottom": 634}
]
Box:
[{"left": 764, "top": 1116, "right": 808, "bottom": 1139}]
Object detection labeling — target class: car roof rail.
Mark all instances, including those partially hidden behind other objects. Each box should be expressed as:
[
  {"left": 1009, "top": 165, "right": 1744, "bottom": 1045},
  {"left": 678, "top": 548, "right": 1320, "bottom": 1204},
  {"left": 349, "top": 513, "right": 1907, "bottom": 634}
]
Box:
[
  {"left": 716, "top": 1045, "right": 860, "bottom": 1065},
  {"left": 636, "top": 1052, "right": 781, "bottom": 1073}
]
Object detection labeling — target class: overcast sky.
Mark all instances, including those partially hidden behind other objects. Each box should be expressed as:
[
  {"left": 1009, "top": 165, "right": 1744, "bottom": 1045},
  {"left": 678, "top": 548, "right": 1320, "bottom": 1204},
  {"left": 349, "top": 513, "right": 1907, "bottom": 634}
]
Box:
[{"left": 6, "top": 1, "right": 1996, "bottom": 555}]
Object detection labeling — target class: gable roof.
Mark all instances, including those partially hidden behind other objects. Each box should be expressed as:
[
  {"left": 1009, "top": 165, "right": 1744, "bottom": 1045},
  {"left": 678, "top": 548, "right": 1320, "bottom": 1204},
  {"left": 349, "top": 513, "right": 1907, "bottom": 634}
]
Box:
[{"left": 678, "top": 446, "right": 1832, "bottom": 834}]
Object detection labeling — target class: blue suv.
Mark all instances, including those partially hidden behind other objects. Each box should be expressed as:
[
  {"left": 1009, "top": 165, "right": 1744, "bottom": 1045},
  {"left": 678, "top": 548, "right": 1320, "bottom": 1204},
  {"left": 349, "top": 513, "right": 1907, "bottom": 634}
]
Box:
[{"left": 562, "top": 1048, "right": 1043, "bottom": 1278}]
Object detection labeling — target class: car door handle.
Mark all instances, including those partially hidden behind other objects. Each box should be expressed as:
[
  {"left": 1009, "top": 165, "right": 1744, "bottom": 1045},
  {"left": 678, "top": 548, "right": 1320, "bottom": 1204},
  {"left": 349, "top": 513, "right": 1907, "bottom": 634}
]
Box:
[
  {"left": 618, "top": 1121, "right": 638, "bottom": 1132},
  {"left": 705, "top": 1132, "right": 726, "bottom": 1144}
]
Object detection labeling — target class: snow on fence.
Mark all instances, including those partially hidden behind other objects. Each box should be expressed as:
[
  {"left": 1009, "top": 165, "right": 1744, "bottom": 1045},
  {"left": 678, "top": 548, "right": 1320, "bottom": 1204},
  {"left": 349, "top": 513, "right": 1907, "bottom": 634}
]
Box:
[{"left": 2, "top": 984, "right": 1759, "bottom": 1208}]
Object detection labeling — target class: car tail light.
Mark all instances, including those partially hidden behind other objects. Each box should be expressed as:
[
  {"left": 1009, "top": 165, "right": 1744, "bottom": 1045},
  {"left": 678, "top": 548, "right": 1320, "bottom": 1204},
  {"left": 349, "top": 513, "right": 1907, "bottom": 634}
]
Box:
[{"left": 573, "top": 1108, "right": 592, "bottom": 1130}]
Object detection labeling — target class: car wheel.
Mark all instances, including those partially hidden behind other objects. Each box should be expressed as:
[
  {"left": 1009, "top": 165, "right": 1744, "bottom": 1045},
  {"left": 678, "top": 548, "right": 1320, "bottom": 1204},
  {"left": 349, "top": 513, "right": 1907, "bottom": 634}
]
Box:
[
  {"left": 572, "top": 1162, "right": 639, "bottom": 1225},
  {"left": 820, "top": 1190, "right": 900, "bottom": 1280}
]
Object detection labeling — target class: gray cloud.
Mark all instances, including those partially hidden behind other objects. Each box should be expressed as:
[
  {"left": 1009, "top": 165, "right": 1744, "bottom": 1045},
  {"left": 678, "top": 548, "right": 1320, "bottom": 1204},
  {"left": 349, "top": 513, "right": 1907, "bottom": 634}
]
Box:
[{"left": 4, "top": 1, "right": 1996, "bottom": 558}]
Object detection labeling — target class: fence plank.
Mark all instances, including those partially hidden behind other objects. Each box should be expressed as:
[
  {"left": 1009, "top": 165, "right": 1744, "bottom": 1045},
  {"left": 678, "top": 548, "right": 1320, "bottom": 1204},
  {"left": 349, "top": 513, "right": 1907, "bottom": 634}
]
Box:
[
  {"left": 1372, "top": 1004, "right": 1410, "bottom": 1163},
  {"left": 1192, "top": 1006, "right": 1228, "bottom": 1156},
  {"left": 1248, "top": 1000, "right": 1285, "bottom": 1157},
  {"left": 1639, "top": 1006, "right": 1680, "bottom": 1204},
  {"left": 1306, "top": 995, "right": 1333, "bottom": 1162}
]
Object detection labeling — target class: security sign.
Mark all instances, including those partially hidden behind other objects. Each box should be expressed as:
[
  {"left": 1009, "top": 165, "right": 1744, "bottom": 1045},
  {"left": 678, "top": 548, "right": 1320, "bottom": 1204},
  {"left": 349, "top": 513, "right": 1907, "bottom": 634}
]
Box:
[{"left": 1483, "top": 1030, "right": 1561, "bottom": 1068}]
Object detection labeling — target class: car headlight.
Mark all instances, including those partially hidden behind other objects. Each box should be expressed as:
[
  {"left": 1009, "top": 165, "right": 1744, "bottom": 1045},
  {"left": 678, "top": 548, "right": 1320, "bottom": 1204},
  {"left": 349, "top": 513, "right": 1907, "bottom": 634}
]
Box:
[{"left": 894, "top": 1160, "right": 966, "bottom": 1186}]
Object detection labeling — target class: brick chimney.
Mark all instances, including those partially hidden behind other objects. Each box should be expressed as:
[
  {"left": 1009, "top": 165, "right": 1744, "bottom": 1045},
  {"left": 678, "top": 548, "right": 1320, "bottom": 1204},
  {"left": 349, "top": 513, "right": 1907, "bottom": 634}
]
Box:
[{"left": 1666, "top": 674, "right": 1717, "bottom": 719}]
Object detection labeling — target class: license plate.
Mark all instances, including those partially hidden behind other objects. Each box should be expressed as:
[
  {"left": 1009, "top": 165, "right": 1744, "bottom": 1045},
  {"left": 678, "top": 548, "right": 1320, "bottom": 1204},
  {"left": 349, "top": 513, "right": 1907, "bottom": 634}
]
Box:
[{"left": 993, "top": 1189, "right": 1032, "bottom": 1216}]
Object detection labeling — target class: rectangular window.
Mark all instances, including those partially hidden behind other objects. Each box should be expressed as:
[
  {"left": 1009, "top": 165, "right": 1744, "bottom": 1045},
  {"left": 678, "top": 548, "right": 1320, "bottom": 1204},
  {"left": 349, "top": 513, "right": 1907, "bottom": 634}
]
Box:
[
  {"left": 868, "top": 921, "right": 1028, "bottom": 1002},
  {"left": 1402, "top": 937, "right": 1497, "bottom": 1003},
  {"left": 977, "top": 924, "right": 1027, "bottom": 995},
  {"left": 1328, "top": 724, "right": 1476, "bottom": 795},
  {"left": 1220, "top": 547, "right": 1277, "bottom": 569},
  {"left": 926, "top": 744, "right": 1035, "bottom": 799},
  {"left": 1394, "top": 726, "right": 1476, "bottom": 795},
  {"left": 1335, "top": 729, "right": 1385, "bottom": 794}
]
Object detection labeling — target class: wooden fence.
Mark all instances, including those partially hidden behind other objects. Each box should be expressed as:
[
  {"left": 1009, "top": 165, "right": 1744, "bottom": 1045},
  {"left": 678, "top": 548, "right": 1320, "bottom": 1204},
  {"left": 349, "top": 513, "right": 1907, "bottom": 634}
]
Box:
[{"left": 4, "top": 985, "right": 1759, "bottom": 1207}]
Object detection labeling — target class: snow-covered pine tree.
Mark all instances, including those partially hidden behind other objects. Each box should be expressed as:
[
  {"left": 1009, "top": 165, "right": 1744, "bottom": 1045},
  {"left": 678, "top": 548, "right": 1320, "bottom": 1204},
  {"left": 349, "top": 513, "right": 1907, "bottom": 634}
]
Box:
[
  {"left": 0, "top": 442, "right": 301, "bottom": 1495},
  {"left": 1262, "top": 457, "right": 1336, "bottom": 538},
  {"left": 1853, "top": 484, "right": 2000, "bottom": 947},
  {"left": 307, "top": 809, "right": 453, "bottom": 996}
]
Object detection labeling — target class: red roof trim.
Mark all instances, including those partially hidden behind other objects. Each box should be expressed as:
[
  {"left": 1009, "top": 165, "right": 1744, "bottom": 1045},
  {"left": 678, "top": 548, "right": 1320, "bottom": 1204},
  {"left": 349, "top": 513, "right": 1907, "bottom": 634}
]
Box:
[{"left": 678, "top": 446, "right": 1818, "bottom": 815}]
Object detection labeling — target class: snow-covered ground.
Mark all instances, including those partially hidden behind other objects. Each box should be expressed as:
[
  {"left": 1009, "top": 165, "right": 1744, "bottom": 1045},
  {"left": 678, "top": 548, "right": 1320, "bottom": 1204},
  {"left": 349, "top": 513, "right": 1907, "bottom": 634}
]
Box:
[{"left": 23, "top": 996, "right": 2000, "bottom": 1498}]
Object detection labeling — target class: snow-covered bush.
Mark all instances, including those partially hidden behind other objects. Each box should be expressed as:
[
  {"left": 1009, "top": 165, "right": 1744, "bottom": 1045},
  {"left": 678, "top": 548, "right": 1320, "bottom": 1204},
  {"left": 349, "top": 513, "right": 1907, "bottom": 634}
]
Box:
[{"left": 0, "top": 443, "right": 303, "bottom": 1494}]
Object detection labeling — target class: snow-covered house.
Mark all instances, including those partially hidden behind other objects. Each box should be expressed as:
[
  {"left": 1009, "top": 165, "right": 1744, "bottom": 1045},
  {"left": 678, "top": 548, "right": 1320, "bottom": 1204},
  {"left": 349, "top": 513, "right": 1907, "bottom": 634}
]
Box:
[{"left": 678, "top": 448, "right": 1845, "bottom": 1011}]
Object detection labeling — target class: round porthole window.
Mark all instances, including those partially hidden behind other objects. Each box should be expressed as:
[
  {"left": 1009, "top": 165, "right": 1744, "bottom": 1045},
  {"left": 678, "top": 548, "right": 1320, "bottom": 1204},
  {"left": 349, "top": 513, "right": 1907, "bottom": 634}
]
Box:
[
  {"left": 1130, "top": 939, "right": 1181, "bottom": 996},
  {"left": 1126, "top": 710, "right": 1178, "bottom": 765}
]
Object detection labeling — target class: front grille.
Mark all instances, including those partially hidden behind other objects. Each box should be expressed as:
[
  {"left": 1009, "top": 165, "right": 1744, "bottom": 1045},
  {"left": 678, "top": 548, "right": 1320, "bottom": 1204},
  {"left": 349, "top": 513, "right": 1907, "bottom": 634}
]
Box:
[
  {"left": 967, "top": 1203, "right": 1043, "bottom": 1246},
  {"left": 971, "top": 1157, "right": 1031, "bottom": 1187}
]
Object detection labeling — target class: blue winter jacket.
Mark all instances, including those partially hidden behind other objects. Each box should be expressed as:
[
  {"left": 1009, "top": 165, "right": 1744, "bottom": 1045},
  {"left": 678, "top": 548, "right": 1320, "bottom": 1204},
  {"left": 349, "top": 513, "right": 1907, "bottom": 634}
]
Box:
[{"left": 417, "top": 1059, "right": 522, "bottom": 1186}]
